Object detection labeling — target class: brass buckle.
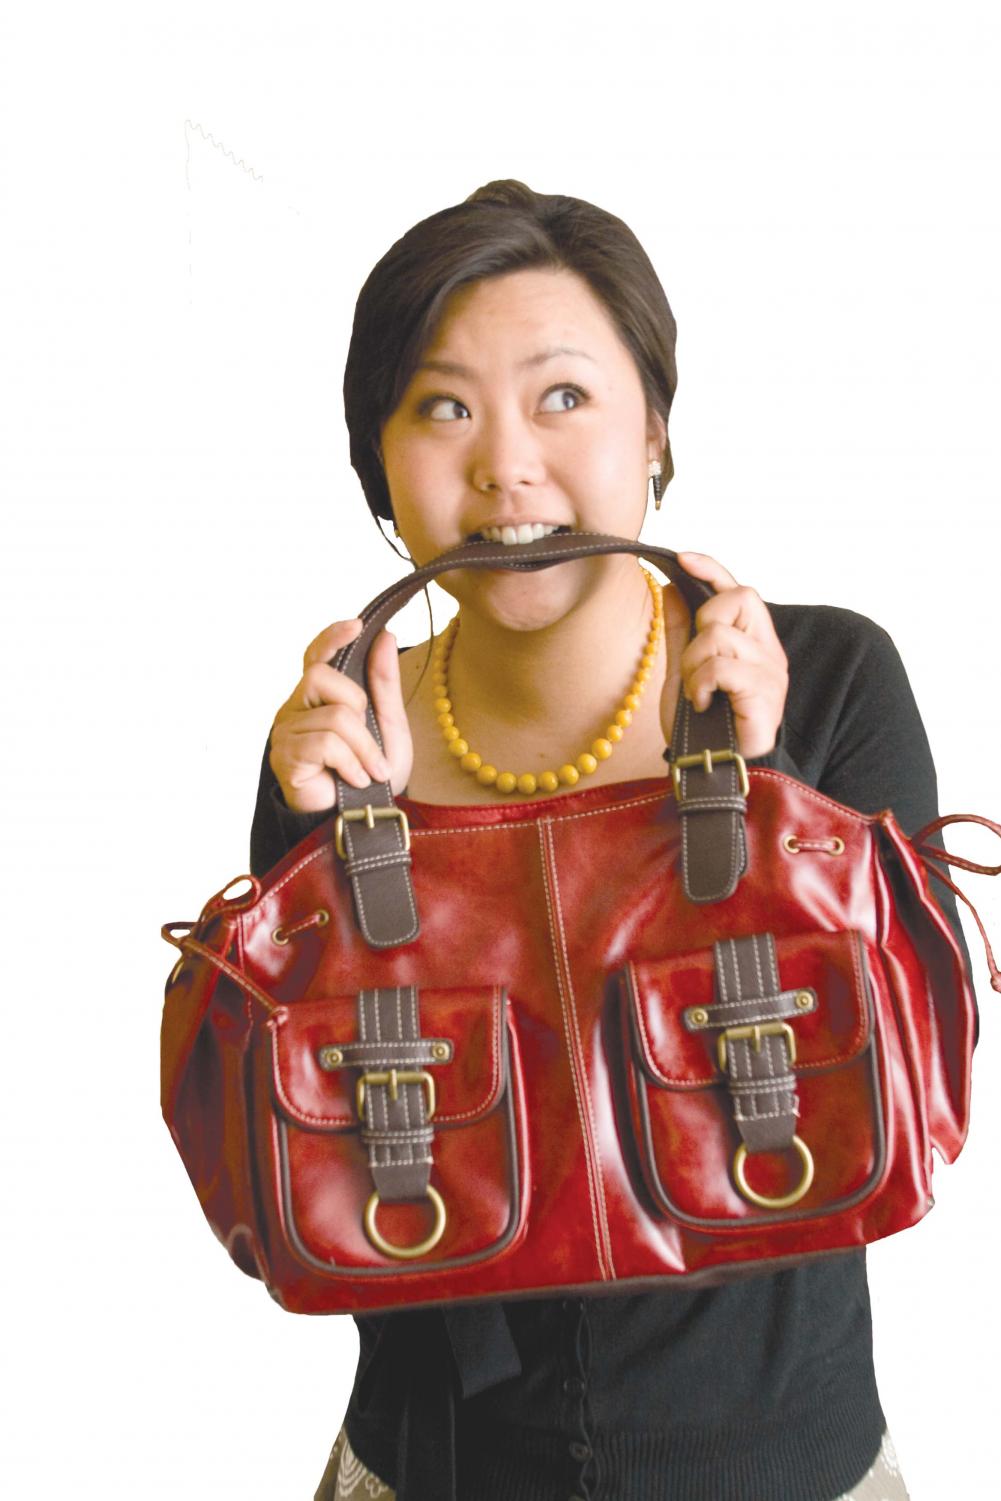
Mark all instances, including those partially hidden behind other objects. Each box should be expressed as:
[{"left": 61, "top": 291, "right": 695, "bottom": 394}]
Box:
[
  {"left": 334, "top": 803, "right": 411, "bottom": 861},
  {"left": 670, "top": 747, "right": 749, "bottom": 800},
  {"left": 363, "top": 1184, "right": 447, "bottom": 1259},
  {"left": 716, "top": 1020, "right": 796, "bottom": 1072},
  {"left": 356, "top": 1068, "right": 436, "bottom": 1121},
  {"left": 733, "top": 1135, "right": 815, "bottom": 1209}
]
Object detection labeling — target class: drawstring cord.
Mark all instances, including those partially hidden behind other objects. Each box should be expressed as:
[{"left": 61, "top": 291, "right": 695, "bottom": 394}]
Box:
[{"left": 911, "top": 812, "right": 1001, "bottom": 993}]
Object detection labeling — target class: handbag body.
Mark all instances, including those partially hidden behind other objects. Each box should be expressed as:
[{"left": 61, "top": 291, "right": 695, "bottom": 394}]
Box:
[{"left": 161, "top": 533, "right": 1000, "bottom": 1317}]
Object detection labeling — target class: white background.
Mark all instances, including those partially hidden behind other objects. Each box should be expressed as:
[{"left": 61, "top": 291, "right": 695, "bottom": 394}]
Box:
[{"left": 2, "top": 3, "right": 999, "bottom": 1497}]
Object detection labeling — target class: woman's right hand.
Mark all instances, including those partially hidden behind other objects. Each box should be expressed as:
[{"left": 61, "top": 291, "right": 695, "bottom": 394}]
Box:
[{"left": 269, "top": 618, "right": 414, "bottom": 813}]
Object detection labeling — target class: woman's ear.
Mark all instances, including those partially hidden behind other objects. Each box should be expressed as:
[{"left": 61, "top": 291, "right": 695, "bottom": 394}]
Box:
[{"left": 647, "top": 407, "right": 668, "bottom": 466}]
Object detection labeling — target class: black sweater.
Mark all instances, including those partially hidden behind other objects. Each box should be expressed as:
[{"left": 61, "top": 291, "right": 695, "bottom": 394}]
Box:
[{"left": 249, "top": 601, "right": 977, "bottom": 1501}]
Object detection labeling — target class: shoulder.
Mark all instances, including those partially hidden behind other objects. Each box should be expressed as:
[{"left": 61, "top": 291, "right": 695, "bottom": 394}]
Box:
[
  {"left": 760, "top": 600, "right": 915, "bottom": 759},
  {"left": 764, "top": 600, "right": 896, "bottom": 673}
]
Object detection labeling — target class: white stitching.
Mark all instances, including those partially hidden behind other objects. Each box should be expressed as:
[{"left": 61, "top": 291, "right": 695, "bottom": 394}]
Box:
[
  {"left": 268, "top": 996, "right": 500, "bottom": 1128},
  {"left": 257, "top": 768, "right": 869, "bottom": 900},
  {"left": 538, "top": 820, "right": 614, "bottom": 1280},
  {"left": 750, "top": 936, "right": 766, "bottom": 1001}
]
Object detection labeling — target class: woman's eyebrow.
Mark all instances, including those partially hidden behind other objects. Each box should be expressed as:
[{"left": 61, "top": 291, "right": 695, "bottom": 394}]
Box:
[{"left": 415, "top": 345, "right": 596, "bottom": 378}]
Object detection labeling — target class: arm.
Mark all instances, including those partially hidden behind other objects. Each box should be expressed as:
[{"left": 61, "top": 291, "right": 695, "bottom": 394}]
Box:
[
  {"left": 249, "top": 728, "right": 332, "bottom": 881},
  {"left": 759, "top": 611, "right": 979, "bottom": 1045}
]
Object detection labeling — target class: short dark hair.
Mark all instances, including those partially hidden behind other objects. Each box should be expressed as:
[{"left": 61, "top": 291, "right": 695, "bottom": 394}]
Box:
[{"left": 343, "top": 179, "right": 679, "bottom": 525}]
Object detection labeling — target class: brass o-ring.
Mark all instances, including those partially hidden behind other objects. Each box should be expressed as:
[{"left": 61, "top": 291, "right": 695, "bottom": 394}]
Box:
[
  {"left": 363, "top": 1185, "right": 447, "bottom": 1259},
  {"left": 733, "top": 1135, "right": 815, "bottom": 1209}
]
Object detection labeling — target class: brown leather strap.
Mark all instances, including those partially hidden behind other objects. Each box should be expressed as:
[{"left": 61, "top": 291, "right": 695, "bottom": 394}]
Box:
[
  {"left": 691, "top": 934, "right": 815, "bottom": 1154},
  {"left": 328, "top": 532, "right": 755, "bottom": 948},
  {"left": 350, "top": 986, "right": 442, "bottom": 1202}
]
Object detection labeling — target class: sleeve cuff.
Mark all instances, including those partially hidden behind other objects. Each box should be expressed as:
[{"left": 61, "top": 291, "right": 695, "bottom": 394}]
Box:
[
  {"left": 743, "top": 718, "right": 803, "bottom": 779},
  {"left": 269, "top": 780, "right": 333, "bottom": 845}
]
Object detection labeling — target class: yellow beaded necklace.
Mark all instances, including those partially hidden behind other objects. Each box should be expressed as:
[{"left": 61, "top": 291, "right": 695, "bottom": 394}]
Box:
[{"left": 431, "top": 566, "right": 664, "bottom": 797}]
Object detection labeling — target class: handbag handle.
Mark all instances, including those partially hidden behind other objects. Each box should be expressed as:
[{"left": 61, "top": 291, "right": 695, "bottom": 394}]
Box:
[{"left": 329, "top": 530, "right": 751, "bottom": 948}]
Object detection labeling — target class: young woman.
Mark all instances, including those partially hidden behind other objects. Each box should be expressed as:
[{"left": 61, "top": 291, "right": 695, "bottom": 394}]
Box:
[{"left": 250, "top": 180, "right": 969, "bottom": 1500}]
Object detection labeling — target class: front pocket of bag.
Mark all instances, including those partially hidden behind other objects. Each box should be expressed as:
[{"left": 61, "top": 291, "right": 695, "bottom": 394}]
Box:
[
  {"left": 263, "top": 983, "right": 527, "bottom": 1274},
  {"left": 617, "top": 929, "right": 887, "bottom": 1228}
]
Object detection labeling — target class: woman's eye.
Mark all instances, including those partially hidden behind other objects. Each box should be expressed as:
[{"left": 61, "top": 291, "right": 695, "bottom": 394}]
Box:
[
  {"left": 539, "top": 384, "right": 588, "bottom": 412},
  {"left": 418, "top": 384, "right": 588, "bottom": 422},
  {"left": 421, "top": 396, "right": 470, "bottom": 422}
]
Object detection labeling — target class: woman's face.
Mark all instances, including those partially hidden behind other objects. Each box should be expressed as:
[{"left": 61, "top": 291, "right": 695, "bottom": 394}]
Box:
[{"left": 379, "top": 266, "right": 667, "bottom": 623}]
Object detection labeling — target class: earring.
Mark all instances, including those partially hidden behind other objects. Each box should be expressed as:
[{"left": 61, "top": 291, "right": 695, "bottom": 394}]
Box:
[{"left": 648, "top": 459, "right": 663, "bottom": 511}]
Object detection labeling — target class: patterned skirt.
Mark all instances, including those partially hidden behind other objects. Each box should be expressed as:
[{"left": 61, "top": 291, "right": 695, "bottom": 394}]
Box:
[{"left": 313, "top": 1423, "right": 910, "bottom": 1500}]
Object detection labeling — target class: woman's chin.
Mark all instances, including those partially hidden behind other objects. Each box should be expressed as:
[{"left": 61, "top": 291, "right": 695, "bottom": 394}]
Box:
[{"left": 452, "top": 566, "right": 581, "bottom": 628}]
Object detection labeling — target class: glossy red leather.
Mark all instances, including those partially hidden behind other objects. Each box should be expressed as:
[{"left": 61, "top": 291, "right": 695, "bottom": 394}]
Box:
[{"left": 161, "top": 766, "right": 994, "bottom": 1316}]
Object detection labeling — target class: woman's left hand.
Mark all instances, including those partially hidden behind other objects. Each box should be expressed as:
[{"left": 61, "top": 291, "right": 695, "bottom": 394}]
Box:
[{"left": 668, "top": 551, "right": 789, "bottom": 760}]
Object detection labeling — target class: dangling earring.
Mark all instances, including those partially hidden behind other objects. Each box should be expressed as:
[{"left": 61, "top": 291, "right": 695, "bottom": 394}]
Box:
[{"left": 648, "top": 459, "right": 663, "bottom": 511}]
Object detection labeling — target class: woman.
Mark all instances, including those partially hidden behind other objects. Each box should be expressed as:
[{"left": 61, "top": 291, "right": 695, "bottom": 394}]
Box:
[{"left": 251, "top": 180, "right": 969, "bottom": 1500}]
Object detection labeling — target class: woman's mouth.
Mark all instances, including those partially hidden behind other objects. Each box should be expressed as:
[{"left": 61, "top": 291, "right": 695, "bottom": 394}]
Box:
[{"left": 467, "top": 523, "right": 574, "bottom": 545}]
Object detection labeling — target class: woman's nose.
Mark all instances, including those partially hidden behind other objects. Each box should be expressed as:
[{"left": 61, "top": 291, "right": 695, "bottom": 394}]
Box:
[{"left": 470, "top": 408, "right": 548, "bottom": 494}]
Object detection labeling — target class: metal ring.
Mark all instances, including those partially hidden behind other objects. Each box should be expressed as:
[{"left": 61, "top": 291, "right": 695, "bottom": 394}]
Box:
[
  {"left": 363, "top": 1185, "right": 447, "bottom": 1260},
  {"left": 782, "top": 834, "right": 801, "bottom": 853},
  {"left": 315, "top": 908, "right": 330, "bottom": 926},
  {"left": 271, "top": 926, "right": 289, "bottom": 946},
  {"left": 733, "top": 1134, "right": 815, "bottom": 1209}
]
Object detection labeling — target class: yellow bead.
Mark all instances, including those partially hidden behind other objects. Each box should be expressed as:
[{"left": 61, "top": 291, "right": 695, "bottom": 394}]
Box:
[
  {"left": 558, "top": 764, "right": 580, "bottom": 786},
  {"left": 476, "top": 764, "right": 499, "bottom": 785},
  {"left": 591, "top": 738, "right": 613, "bottom": 760},
  {"left": 539, "top": 771, "right": 560, "bottom": 792},
  {"left": 625, "top": 692, "right": 641, "bottom": 711},
  {"left": 576, "top": 752, "right": 598, "bottom": 775},
  {"left": 517, "top": 773, "right": 538, "bottom": 795},
  {"left": 496, "top": 771, "right": 517, "bottom": 794},
  {"left": 434, "top": 697, "right": 452, "bottom": 714},
  {"left": 460, "top": 751, "right": 482, "bottom": 772},
  {"left": 607, "top": 724, "right": 624, "bottom": 743},
  {"left": 448, "top": 738, "right": 469, "bottom": 757},
  {"left": 636, "top": 667, "right": 651, "bottom": 684},
  {"left": 437, "top": 712, "right": 455, "bottom": 728},
  {"left": 443, "top": 725, "right": 460, "bottom": 742},
  {"left": 641, "top": 651, "right": 655, "bottom": 668},
  {"left": 614, "top": 708, "right": 633, "bottom": 727}
]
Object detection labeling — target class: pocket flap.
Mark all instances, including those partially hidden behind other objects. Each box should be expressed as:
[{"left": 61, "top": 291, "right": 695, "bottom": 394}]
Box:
[
  {"left": 623, "top": 929, "right": 873, "bottom": 1087},
  {"left": 268, "top": 984, "right": 508, "bottom": 1129}
]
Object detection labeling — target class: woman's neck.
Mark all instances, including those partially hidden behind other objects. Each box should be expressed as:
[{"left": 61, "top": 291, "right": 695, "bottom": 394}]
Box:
[{"left": 437, "top": 564, "right": 673, "bottom": 766}]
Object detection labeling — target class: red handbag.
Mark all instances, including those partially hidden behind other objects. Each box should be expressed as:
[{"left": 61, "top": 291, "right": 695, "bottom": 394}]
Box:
[{"left": 160, "top": 533, "right": 1001, "bottom": 1318}]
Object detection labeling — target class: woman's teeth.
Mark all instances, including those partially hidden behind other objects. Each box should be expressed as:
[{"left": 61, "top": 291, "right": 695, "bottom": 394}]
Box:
[{"left": 477, "top": 523, "right": 569, "bottom": 544}]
